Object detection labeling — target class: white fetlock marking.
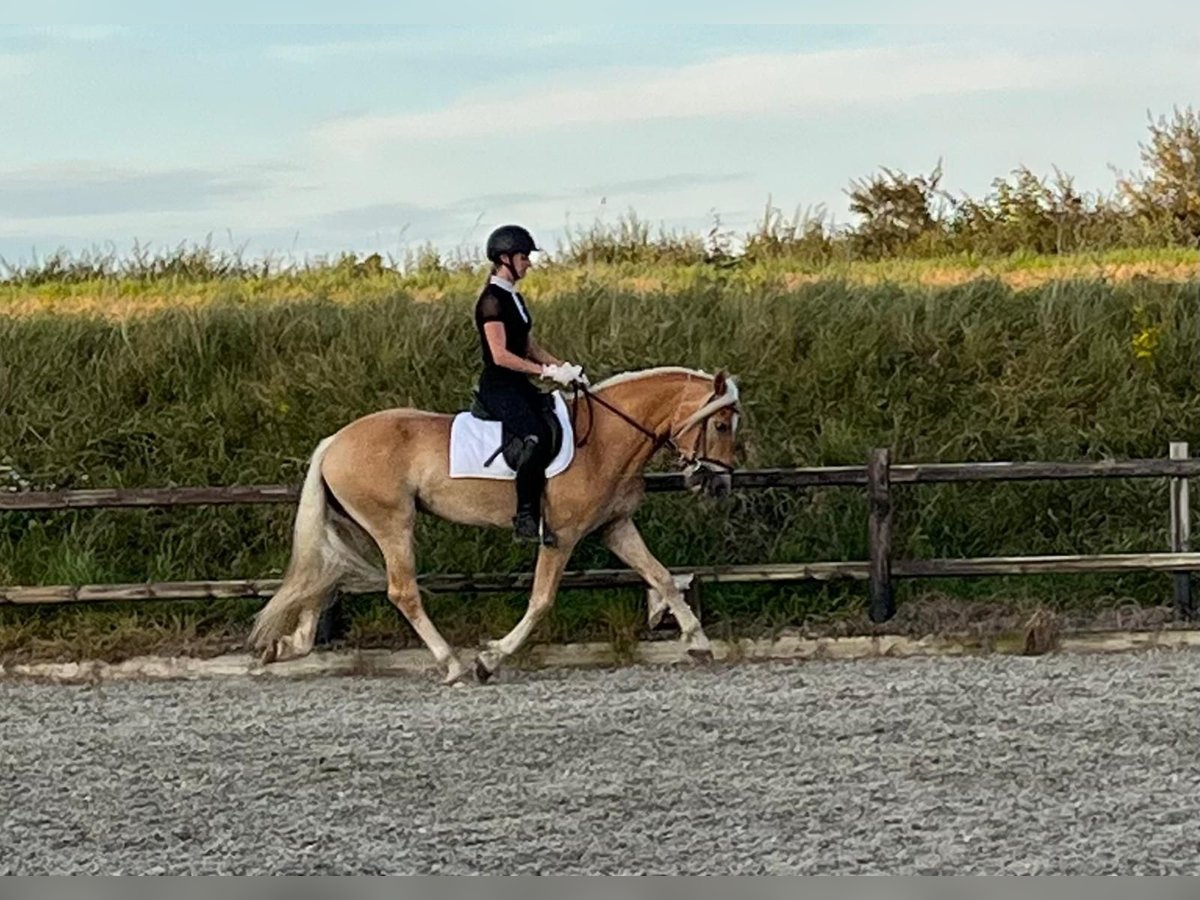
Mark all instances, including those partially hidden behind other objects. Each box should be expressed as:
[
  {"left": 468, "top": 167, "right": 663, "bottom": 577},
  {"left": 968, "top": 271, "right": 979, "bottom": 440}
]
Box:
[{"left": 647, "top": 573, "right": 694, "bottom": 627}]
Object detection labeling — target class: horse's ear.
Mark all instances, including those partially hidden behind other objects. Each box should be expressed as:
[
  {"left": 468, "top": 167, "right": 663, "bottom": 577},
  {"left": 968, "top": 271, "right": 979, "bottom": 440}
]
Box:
[{"left": 713, "top": 370, "right": 728, "bottom": 395}]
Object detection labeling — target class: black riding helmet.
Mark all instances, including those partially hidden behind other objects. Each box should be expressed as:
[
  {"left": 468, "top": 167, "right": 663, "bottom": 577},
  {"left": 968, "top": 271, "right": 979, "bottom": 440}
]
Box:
[{"left": 486, "top": 224, "right": 540, "bottom": 264}]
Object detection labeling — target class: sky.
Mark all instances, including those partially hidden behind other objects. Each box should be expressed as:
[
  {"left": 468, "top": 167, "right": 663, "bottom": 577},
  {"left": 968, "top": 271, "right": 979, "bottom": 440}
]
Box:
[{"left": 0, "top": 5, "right": 1197, "bottom": 267}]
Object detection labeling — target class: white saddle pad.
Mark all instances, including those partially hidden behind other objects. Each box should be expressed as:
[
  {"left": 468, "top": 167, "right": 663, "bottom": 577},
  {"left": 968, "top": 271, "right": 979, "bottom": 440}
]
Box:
[{"left": 448, "top": 391, "right": 575, "bottom": 480}]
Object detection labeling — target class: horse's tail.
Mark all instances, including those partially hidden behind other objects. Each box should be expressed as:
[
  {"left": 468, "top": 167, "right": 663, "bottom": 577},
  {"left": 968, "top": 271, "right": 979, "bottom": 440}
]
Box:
[{"left": 248, "top": 435, "right": 384, "bottom": 663}]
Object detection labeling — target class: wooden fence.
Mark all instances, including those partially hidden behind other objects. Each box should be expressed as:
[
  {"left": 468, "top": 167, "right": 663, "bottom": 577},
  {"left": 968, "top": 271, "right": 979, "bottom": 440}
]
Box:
[{"left": 2, "top": 445, "right": 1198, "bottom": 622}]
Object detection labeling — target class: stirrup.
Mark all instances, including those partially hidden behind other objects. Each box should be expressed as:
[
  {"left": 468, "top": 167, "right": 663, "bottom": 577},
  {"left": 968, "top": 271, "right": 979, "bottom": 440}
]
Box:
[
  {"left": 512, "top": 511, "right": 540, "bottom": 542},
  {"left": 513, "top": 511, "right": 557, "bottom": 547}
]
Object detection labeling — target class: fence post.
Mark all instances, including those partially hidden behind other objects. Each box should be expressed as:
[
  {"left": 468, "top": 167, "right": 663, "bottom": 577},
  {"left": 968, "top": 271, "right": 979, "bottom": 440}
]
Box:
[
  {"left": 867, "top": 447, "right": 895, "bottom": 623},
  {"left": 1169, "top": 441, "right": 1196, "bottom": 620}
]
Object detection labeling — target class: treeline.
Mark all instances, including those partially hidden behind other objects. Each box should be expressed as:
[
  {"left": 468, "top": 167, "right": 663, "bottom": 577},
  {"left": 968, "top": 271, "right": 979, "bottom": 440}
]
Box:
[{"left": 568, "top": 107, "right": 1200, "bottom": 266}]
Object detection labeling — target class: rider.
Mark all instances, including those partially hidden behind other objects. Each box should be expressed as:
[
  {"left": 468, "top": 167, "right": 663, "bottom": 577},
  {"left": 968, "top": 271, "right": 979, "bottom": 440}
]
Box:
[{"left": 475, "top": 224, "right": 586, "bottom": 545}]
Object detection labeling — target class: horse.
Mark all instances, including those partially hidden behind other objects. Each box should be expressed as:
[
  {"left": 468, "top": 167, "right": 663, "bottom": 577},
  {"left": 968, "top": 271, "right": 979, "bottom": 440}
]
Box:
[{"left": 248, "top": 366, "right": 742, "bottom": 684}]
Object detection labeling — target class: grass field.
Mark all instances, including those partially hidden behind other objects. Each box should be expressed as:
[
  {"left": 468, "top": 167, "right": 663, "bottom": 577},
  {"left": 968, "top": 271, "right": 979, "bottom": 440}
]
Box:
[{"left": 1, "top": 246, "right": 1198, "bottom": 663}]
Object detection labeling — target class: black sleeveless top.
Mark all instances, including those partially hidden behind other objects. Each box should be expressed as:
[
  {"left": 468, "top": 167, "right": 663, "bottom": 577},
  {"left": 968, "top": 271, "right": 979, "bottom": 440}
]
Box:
[{"left": 475, "top": 279, "right": 533, "bottom": 386}]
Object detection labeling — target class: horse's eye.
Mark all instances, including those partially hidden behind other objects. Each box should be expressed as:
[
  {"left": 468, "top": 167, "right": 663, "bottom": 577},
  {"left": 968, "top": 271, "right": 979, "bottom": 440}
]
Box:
[{"left": 714, "top": 422, "right": 730, "bottom": 433}]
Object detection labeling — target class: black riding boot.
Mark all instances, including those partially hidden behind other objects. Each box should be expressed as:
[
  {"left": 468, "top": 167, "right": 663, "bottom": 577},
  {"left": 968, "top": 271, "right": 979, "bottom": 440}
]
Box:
[{"left": 514, "top": 458, "right": 556, "bottom": 547}]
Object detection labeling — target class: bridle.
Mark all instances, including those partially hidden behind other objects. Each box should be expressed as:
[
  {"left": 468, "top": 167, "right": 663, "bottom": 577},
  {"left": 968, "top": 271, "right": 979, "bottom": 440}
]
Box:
[{"left": 567, "top": 381, "right": 739, "bottom": 477}]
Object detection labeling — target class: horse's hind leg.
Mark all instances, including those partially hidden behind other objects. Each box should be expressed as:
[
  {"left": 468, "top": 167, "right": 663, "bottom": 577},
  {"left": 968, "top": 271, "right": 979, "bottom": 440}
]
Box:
[{"left": 377, "top": 506, "right": 467, "bottom": 685}]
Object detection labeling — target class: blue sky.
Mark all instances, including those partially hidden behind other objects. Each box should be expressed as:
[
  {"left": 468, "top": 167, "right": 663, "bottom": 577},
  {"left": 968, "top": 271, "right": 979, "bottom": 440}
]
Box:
[{"left": 0, "top": 9, "right": 1196, "bottom": 266}]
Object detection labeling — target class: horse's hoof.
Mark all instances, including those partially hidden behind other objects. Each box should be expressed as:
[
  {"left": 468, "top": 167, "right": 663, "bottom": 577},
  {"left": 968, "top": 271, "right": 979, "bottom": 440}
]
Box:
[
  {"left": 443, "top": 664, "right": 469, "bottom": 686},
  {"left": 474, "top": 656, "right": 495, "bottom": 684},
  {"left": 687, "top": 646, "right": 715, "bottom": 664}
]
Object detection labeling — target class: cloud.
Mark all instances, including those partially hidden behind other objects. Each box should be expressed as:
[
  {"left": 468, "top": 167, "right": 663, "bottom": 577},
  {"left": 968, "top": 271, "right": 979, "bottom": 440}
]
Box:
[
  {"left": 316, "top": 172, "right": 748, "bottom": 235},
  {"left": 317, "top": 201, "right": 449, "bottom": 232},
  {"left": 582, "top": 172, "right": 749, "bottom": 197},
  {"left": 0, "top": 163, "right": 279, "bottom": 219},
  {"left": 264, "top": 37, "right": 424, "bottom": 64},
  {"left": 449, "top": 191, "right": 566, "bottom": 211},
  {"left": 24, "top": 26, "right": 129, "bottom": 43},
  {"left": 448, "top": 174, "right": 750, "bottom": 210},
  {"left": 316, "top": 199, "right": 545, "bottom": 244},
  {"left": 266, "top": 29, "right": 582, "bottom": 64},
  {"left": 313, "top": 44, "right": 1128, "bottom": 150}
]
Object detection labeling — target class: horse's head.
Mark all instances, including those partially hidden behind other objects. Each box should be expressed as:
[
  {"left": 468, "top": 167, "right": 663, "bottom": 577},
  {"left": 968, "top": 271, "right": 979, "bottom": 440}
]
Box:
[
  {"left": 575, "top": 366, "right": 741, "bottom": 497},
  {"left": 671, "top": 370, "right": 741, "bottom": 498}
]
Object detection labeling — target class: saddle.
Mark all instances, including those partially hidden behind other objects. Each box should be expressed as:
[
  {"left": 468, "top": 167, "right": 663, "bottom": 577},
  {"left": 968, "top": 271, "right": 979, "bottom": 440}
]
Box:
[{"left": 469, "top": 387, "right": 564, "bottom": 471}]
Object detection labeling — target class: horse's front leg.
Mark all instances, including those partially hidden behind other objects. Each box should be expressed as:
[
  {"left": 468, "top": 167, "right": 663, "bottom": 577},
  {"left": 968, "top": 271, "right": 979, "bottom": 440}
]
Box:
[
  {"left": 602, "top": 517, "right": 712, "bottom": 660},
  {"left": 475, "top": 545, "right": 571, "bottom": 682}
]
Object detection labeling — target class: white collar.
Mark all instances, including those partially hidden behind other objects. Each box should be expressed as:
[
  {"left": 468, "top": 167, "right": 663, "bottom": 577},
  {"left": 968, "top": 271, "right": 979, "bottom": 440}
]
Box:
[{"left": 489, "top": 274, "right": 519, "bottom": 294}]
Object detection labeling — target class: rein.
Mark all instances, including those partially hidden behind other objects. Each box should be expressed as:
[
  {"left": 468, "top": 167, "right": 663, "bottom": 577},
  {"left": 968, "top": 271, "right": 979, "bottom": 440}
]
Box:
[{"left": 570, "top": 385, "right": 661, "bottom": 448}]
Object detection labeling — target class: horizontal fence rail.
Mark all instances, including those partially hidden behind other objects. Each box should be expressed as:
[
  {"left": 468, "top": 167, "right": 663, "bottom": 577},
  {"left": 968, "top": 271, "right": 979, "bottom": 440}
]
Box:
[
  {"left": 8, "top": 459, "right": 1200, "bottom": 511},
  {"left": 5, "top": 554, "right": 1200, "bottom": 607},
  {"left": 2, "top": 448, "right": 1197, "bottom": 621}
]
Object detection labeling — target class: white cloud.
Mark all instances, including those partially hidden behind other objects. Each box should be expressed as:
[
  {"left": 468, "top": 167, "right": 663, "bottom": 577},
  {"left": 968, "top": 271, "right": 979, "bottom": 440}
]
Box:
[
  {"left": 266, "top": 29, "right": 583, "bottom": 64},
  {"left": 312, "top": 43, "right": 1144, "bottom": 153},
  {"left": 264, "top": 37, "right": 423, "bottom": 64},
  {"left": 0, "top": 162, "right": 281, "bottom": 220},
  {"left": 23, "top": 25, "right": 129, "bottom": 42}
]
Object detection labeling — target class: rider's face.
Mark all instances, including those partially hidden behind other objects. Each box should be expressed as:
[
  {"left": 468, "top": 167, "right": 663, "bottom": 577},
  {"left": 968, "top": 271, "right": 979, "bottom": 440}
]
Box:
[{"left": 505, "top": 252, "right": 532, "bottom": 281}]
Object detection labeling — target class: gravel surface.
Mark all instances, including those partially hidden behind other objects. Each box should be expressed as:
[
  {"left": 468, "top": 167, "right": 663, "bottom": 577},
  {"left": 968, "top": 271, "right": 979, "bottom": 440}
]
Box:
[{"left": 3, "top": 651, "right": 1200, "bottom": 875}]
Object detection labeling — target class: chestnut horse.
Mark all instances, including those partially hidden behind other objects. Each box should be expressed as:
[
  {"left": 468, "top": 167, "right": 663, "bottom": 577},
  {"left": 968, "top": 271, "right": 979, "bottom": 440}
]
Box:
[{"left": 249, "top": 366, "right": 741, "bottom": 684}]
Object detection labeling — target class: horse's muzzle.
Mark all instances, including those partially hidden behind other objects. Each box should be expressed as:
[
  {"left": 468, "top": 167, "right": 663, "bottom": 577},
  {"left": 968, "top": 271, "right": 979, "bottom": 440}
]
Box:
[
  {"left": 684, "top": 463, "right": 733, "bottom": 498},
  {"left": 705, "top": 472, "right": 732, "bottom": 498}
]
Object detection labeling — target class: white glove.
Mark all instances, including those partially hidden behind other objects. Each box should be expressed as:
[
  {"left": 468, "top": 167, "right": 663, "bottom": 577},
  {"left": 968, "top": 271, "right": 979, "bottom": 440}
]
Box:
[{"left": 541, "top": 362, "right": 586, "bottom": 387}]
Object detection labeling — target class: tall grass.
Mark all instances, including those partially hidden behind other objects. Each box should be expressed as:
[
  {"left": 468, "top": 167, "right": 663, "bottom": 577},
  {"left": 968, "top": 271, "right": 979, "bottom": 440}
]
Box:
[{"left": 2, "top": 272, "right": 1199, "bottom": 659}]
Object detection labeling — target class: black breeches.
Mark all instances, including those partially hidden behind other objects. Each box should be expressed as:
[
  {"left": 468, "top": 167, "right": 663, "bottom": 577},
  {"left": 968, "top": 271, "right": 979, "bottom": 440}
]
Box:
[{"left": 477, "top": 379, "right": 554, "bottom": 513}]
